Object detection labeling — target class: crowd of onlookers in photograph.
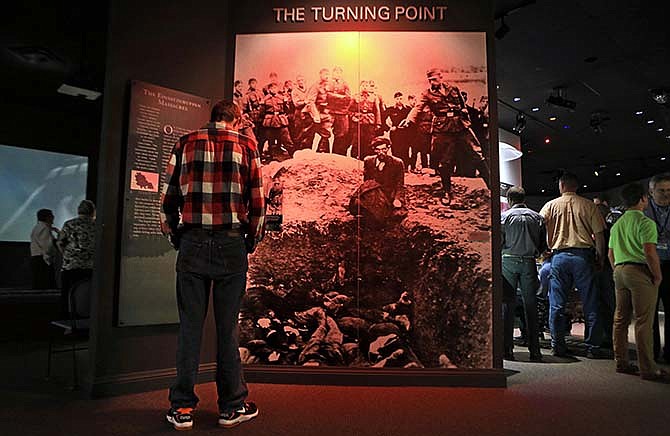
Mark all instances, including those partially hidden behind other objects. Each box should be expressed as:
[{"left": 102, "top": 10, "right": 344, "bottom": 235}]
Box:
[
  {"left": 501, "top": 172, "right": 670, "bottom": 383},
  {"left": 234, "top": 67, "right": 491, "bottom": 206},
  {"left": 233, "top": 68, "right": 489, "bottom": 166}
]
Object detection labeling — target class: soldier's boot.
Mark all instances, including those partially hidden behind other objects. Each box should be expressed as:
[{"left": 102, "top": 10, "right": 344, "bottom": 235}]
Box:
[
  {"left": 316, "top": 136, "right": 330, "bottom": 153},
  {"left": 477, "top": 158, "right": 491, "bottom": 189}
]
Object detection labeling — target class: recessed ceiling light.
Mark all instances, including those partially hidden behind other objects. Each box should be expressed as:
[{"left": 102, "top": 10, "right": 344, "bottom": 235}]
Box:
[
  {"left": 541, "top": 189, "right": 545, "bottom": 193},
  {"left": 594, "top": 171, "right": 599, "bottom": 177},
  {"left": 544, "top": 138, "right": 551, "bottom": 144},
  {"left": 583, "top": 185, "right": 588, "bottom": 188},
  {"left": 657, "top": 128, "right": 664, "bottom": 132},
  {"left": 647, "top": 120, "right": 655, "bottom": 124},
  {"left": 496, "top": 84, "right": 500, "bottom": 89},
  {"left": 531, "top": 107, "right": 540, "bottom": 112},
  {"left": 513, "top": 97, "right": 521, "bottom": 102},
  {"left": 616, "top": 172, "right": 621, "bottom": 176},
  {"left": 662, "top": 157, "right": 667, "bottom": 161},
  {"left": 635, "top": 111, "right": 644, "bottom": 115},
  {"left": 549, "top": 116, "right": 557, "bottom": 121},
  {"left": 666, "top": 135, "right": 670, "bottom": 139}
]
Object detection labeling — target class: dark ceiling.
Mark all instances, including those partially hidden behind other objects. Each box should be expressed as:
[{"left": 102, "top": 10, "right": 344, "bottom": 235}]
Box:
[
  {"left": 495, "top": 0, "right": 670, "bottom": 195},
  {"left": 1, "top": 1, "right": 668, "bottom": 197}
]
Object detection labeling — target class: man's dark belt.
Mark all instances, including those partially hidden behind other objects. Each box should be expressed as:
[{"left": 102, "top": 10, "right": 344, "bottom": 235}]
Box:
[
  {"left": 553, "top": 247, "right": 593, "bottom": 253},
  {"left": 502, "top": 254, "right": 536, "bottom": 259},
  {"left": 181, "top": 224, "right": 242, "bottom": 237}
]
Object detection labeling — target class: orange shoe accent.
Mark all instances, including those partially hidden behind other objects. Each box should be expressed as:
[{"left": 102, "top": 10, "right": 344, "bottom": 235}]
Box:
[{"left": 176, "top": 408, "right": 193, "bottom": 414}]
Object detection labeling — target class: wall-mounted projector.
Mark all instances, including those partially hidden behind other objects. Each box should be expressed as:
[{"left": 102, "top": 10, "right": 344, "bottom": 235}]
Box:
[{"left": 546, "top": 95, "right": 577, "bottom": 111}]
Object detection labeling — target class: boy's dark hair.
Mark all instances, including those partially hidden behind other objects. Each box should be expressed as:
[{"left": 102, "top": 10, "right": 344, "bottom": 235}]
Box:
[
  {"left": 37, "top": 208, "right": 53, "bottom": 222},
  {"left": 234, "top": 80, "right": 242, "bottom": 87},
  {"left": 506, "top": 186, "right": 526, "bottom": 205},
  {"left": 620, "top": 183, "right": 646, "bottom": 208},
  {"left": 210, "top": 100, "right": 240, "bottom": 123}
]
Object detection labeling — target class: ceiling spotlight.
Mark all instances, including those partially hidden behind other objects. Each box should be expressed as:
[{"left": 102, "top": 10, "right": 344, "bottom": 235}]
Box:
[
  {"left": 512, "top": 112, "right": 526, "bottom": 133},
  {"left": 666, "top": 135, "right": 670, "bottom": 139},
  {"left": 657, "top": 128, "right": 664, "bottom": 132},
  {"left": 635, "top": 111, "right": 644, "bottom": 115},
  {"left": 583, "top": 185, "right": 588, "bottom": 188},
  {"left": 549, "top": 116, "right": 557, "bottom": 121},
  {"left": 513, "top": 97, "right": 521, "bottom": 102},
  {"left": 594, "top": 171, "right": 599, "bottom": 177},
  {"left": 647, "top": 120, "right": 655, "bottom": 124},
  {"left": 546, "top": 87, "right": 577, "bottom": 111},
  {"left": 662, "top": 157, "right": 667, "bottom": 161},
  {"left": 590, "top": 111, "right": 610, "bottom": 134},
  {"left": 650, "top": 88, "right": 669, "bottom": 105},
  {"left": 541, "top": 189, "right": 546, "bottom": 193},
  {"left": 544, "top": 137, "right": 551, "bottom": 144},
  {"left": 531, "top": 107, "right": 540, "bottom": 112},
  {"left": 495, "top": 16, "right": 511, "bottom": 40},
  {"left": 616, "top": 172, "right": 621, "bottom": 176}
]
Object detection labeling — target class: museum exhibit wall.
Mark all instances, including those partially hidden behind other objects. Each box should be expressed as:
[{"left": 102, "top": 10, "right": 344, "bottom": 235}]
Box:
[{"left": 89, "top": 0, "right": 503, "bottom": 396}]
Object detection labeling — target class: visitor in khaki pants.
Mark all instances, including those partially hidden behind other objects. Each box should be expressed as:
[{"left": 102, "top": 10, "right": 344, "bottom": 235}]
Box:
[{"left": 608, "top": 183, "right": 668, "bottom": 382}]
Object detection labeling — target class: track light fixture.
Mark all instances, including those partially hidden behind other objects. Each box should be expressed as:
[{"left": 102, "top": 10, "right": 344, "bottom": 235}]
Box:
[
  {"left": 512, "top": 112, "right": 526, "bottom": 133},
  {"left": 495, "top": 16, "right": 510, "bottom": 40},
  {"left": 650, "top": 88, "right": 669, "bottom": 105}
]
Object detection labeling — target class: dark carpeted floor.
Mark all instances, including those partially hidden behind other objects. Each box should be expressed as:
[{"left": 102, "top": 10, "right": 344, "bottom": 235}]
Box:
[{"left": 1, "top": 336, "right": 669, "bottom": 436}]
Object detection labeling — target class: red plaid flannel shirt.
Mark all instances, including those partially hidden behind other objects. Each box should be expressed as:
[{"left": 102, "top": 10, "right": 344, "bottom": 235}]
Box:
[{"left": 160, "top": 123, "right": 265, "bottom": 239}]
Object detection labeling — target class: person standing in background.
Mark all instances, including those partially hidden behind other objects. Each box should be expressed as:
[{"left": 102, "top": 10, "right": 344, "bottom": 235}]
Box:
[
  {"left": 609, "top": 183, "right": 667, "bottom": 382},
  {"left": 644, "top": 173, "right": 670, "bottom": 363},
  {"left": 30, "top": 208, "right": 58, "bottom": 289},
  {"left": 501, "top": 186, "right": 547, "bottom": 362},
  {"left": 57, "top": 200, "right": 96, "bottom": 317},
  {"left": 540, "top": 172, "right": 606, "bottom": 358}
]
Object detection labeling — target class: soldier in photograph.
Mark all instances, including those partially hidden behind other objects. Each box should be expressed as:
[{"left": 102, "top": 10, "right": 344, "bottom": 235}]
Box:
[
  {"left": 328, "top": 66, "right": 352, "bottom": 156},
  {"left": 383, "top": 92, "right": 412, "bottom": 171},
  {"left": 290, "top": 74, "right": 310, "bottom": 149},
  {"left": 261, "top": 82, "right": 293, "bottom": 160},
  {"left": 400, "top": 68, "right": 489, "bottom": 205},
  {"left": 233, "top": 80, "right": 244, "bottom": 104},
  {"left": 243, "top": 78, "right": 265, "bottom": 153},
  {"left": 349, "top": 80, "right": 381, "bottom": 160},
  {"left": 304, "top": 68, "right": 333, "bottom": 153}
]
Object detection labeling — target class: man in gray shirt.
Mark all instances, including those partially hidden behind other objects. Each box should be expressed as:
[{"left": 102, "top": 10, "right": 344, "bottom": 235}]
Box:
[
  {"left": 645, "top": 173, "right": 670, "bottom": 362},
  {"left": 501, "top": 186, "right": 547, "bottom": 361}
]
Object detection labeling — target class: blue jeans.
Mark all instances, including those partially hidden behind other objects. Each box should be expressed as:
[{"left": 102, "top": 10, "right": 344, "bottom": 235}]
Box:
[
  {"left": 549, "top": 248, "right": 602, "bottom": 353},
  {"left": 169, "top": 228, "right": 249, "bottom": 413}
]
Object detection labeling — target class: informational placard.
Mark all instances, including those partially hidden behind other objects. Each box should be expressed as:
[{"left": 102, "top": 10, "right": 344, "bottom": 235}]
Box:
[{"left": 118, "top": 80, "right": 210, "bottom": 326}]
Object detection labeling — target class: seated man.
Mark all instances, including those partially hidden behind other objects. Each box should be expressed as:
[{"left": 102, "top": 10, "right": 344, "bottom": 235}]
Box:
[{"left": 349, "top": 137, "right": 405, "bottom": 223}]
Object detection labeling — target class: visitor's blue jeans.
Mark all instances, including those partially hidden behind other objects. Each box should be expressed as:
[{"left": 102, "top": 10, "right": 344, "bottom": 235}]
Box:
[
  {"left": 169, "top": 228, "right": 249, "bottom": 413},
  {"left": 549, "top": 248, "right": 602, "bottom": 353}
]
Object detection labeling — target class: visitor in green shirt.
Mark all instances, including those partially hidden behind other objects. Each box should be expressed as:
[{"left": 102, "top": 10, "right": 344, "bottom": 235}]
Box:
[{"left": 608, "top": 183, "right": 667, "bottom": 382}]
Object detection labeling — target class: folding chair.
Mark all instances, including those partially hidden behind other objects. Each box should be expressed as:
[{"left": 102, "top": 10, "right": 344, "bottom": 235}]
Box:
[{"left": 46, "top": 278, "right": 91, "bottom": 389}]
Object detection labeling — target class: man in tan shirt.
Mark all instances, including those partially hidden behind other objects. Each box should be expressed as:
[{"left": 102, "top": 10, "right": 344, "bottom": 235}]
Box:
[{"left": 540, "top": 172, "right": 606, "bottom": 357}]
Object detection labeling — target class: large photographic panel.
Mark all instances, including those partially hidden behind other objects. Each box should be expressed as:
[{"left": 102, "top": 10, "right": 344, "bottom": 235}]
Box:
[{"left": 235, "top": 31, "right": 492, "bottom": 369}]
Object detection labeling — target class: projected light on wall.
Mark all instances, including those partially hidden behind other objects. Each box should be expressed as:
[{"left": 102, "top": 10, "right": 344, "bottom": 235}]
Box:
[{"left": 0, "top": 144, "right": 88, "bottom": 242}]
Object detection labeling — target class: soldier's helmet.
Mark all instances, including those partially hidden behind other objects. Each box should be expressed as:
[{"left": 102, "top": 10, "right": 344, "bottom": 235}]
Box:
[{"left": 426, "top": 68, "right": 442, "bottom": 79}]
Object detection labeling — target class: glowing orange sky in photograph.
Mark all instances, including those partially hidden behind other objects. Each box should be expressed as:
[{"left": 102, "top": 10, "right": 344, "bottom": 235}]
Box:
[{"left": 235, "top": 31, "right": 488, "bottom": 102}]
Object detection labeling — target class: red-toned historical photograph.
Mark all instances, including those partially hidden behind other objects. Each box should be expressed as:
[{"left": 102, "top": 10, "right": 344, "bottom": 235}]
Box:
[{"left": 234, "top": 31, "right": 493, "bottom": 369}]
